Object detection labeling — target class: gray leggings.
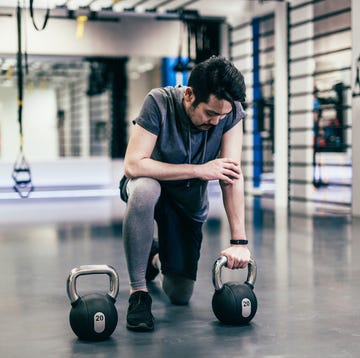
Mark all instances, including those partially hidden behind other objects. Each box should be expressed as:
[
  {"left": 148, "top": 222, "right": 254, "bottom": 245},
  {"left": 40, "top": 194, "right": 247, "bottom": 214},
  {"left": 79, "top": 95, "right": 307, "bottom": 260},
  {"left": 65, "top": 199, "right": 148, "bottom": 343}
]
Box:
[{"left": 122, "top": 177, "right": 194, "bottom": 304}]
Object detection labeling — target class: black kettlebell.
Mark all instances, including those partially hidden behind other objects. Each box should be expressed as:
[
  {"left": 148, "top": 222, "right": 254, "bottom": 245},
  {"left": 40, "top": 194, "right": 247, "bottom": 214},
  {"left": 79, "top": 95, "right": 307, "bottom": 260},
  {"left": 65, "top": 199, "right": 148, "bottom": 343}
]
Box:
[
  {"left": 66, "top": 264, "right": 119, "bottom": 341},
  {"left": 212, "top": 256, "right": 257, "bottom": 325}
]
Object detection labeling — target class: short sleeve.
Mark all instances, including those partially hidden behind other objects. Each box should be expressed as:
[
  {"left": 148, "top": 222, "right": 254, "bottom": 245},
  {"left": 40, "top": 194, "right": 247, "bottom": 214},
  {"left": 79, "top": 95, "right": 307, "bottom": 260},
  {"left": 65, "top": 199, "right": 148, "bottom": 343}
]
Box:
[
  {"left": 134, "top": 90, "right": 164, "bottom": 136},
  {"left": 223, "top": 101, "right": 246, "bottom": 133}
]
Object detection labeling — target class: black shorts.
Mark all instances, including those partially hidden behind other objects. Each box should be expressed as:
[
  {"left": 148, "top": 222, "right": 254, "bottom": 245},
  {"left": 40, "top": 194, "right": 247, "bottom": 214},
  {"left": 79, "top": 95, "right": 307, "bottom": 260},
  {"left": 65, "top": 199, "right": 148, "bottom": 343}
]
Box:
[{"left": 155, "top": 194, "right": 203, "bottom": 281}]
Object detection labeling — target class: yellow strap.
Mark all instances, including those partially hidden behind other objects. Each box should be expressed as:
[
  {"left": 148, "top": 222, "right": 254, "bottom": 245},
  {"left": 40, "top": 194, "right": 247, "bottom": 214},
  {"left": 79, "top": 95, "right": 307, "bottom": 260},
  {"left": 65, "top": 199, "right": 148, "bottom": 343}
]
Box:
[
  {"left": 76, "top": 15, "right": 88, "bottom": 39},
  {"left": 19, "top": 133, "right": 24, "bottom": 149}
]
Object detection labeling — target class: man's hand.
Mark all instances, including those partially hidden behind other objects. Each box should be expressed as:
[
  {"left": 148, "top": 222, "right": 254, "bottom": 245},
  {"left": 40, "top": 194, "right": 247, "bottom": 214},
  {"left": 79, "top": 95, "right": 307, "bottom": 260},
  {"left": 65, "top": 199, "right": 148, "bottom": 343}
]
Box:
[
  {"left": 220, "top": 245, "right": 251, "bottom": 269},
  {"left": 197, "top": 158, "right": 241, "bottom": 184}
]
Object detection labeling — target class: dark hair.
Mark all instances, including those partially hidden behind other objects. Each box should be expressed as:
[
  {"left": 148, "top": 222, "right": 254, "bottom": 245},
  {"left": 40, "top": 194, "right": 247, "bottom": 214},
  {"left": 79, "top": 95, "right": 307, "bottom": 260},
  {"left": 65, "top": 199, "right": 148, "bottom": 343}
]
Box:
[{"left": 187, "top": 56, "right": 246, "bottom": 108}]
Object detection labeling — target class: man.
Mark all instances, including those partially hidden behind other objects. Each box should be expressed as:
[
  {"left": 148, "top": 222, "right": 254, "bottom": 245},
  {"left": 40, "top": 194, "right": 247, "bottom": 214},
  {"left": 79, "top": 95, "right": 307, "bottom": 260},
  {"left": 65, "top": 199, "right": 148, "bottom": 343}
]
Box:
[{"left": 120, "top": 56, "right": 251, "bottom": 332}]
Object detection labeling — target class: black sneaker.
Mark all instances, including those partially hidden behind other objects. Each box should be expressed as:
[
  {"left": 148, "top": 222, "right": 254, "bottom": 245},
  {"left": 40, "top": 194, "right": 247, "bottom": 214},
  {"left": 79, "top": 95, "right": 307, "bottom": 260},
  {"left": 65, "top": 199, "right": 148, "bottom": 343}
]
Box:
[
  {"left": 126, "top": 291, "right": 154, "bottom": 331},
  {"left": 145, "top": 240, "right": 160, "bottom": 281}
]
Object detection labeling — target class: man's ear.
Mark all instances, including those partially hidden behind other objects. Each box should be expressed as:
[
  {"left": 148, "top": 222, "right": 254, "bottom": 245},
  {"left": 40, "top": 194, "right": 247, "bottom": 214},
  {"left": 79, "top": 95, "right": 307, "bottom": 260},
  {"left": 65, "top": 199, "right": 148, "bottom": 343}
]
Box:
[{"left": 184, "top": 87, "right": 194, "bottom": 103}]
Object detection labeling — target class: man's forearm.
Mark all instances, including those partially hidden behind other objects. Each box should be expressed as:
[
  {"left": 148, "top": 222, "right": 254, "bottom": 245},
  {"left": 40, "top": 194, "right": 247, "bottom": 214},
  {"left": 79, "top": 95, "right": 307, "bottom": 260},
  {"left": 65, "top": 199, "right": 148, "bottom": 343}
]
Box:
[
  {"left": 125, "top": 157, "right": 242, "bottom": 184},
  {"left": 124, "top": 157, "right": 198, "bottom": 181},
  {"left": 220, "top": 174, "right": 247, "bottom": 240}
]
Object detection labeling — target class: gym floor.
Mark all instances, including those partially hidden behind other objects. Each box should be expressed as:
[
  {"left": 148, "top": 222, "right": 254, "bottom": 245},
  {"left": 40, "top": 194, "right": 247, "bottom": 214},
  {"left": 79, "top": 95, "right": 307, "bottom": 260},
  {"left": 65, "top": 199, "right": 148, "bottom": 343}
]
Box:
[{"left": 0, "top": 196, "right": 359, "bottom": 358}]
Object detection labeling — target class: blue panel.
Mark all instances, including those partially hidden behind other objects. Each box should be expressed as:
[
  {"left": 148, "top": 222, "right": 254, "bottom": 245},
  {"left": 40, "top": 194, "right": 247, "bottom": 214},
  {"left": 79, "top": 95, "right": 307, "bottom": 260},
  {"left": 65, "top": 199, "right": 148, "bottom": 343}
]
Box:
[
  {"left": 252, "top": 18, "right": 263, "bottom": 188},
  {"left": 161, "top": 57, "right": 189, "bottom": 87}
]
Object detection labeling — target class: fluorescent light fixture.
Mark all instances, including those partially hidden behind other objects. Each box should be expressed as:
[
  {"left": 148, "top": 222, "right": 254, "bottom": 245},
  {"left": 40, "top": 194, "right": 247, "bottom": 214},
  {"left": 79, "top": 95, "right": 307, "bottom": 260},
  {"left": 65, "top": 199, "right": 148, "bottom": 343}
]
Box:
[
  {"left": 90, "top": 0, "right": 113, "bottom": 11},
  {"left": 66, "top": 0, "right": 92, "bottom": 10},
  {"left": 135, "top": 5, "right": 144, "bottom": 13},
  {"left": 157, "top": 6, "right": 165, "bottom": 14},
  {"left": 112, "top": 3, "right": 124, "bottom": 12}
]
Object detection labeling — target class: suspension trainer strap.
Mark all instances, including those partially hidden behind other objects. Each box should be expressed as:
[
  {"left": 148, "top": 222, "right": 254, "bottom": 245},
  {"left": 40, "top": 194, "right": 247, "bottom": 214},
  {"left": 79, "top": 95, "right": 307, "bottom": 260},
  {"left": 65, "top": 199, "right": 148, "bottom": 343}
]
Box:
[
  {"left": 12, "top": 1, "right": 34, "bottom": 198},
  {"left": 17, "top": 0, "right": 23, "bottom": 150},
  {"left": 30, "top": 0, "right": 50, "bottom": 31}
]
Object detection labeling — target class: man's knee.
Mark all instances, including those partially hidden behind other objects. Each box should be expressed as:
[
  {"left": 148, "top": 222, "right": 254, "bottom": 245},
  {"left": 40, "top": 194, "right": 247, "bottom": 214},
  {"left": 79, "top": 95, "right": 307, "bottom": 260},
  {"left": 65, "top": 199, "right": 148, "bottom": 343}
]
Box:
[
  {"left": 162, "top": 273, "right": 195, "bottom": 305},
  {"left": 127, "top": 177, "right": 161, "bottom": 207}
]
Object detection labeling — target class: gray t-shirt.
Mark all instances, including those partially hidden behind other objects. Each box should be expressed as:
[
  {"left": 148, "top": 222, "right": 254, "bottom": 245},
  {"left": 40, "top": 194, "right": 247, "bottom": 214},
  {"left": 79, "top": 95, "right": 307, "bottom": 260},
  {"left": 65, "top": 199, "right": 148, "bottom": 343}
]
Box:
[{"left": 134, "top": 85, "right": 245, "bottom": 221}]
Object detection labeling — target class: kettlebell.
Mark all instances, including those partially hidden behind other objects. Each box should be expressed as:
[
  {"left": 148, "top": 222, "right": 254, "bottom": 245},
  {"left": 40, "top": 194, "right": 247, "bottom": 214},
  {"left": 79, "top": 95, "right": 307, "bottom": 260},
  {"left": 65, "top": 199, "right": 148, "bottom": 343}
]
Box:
[
  {"left": 212, "top": 256, "right": 257, "bottom": 325},
  {"left": 66, "top": 264, "right": 119, "bottom": 341}
]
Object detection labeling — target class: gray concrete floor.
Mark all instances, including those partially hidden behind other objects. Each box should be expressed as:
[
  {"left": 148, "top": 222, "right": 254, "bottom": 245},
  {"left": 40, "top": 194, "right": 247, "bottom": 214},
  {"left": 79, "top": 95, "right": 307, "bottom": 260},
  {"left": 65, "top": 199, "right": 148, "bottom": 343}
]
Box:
[{"left": 0, "top": 196, "right": 359, "bottom": 358}]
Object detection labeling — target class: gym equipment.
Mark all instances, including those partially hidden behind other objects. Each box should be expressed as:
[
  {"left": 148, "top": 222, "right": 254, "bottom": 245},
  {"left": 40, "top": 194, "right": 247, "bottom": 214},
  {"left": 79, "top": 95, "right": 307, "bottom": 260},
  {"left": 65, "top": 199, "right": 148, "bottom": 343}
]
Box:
[
  {"left": 30, "top": 0, "right": 50, "bottom": 31},
  {"left": 12, "top": 153, "right": 33, "bottom": 198},
  {"left": 66, "top": 265, "right": 119, "bottom": 341},
  {"left": 13, "top": 1, "right": 34, "bottom": 198},
  {"left": 212, "top": 256, "right": 257, "bottom": 325}
]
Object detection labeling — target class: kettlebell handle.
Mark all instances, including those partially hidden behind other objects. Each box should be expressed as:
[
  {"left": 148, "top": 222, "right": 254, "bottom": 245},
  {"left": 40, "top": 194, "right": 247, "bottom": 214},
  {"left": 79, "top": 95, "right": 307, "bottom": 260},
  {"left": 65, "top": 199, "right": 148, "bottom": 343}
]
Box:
[
  {"left": 212, "top": 256, "right": 257, "bottom": 291},
  {"left": 66, "top": 264, "right": 119, "bottom": 303}
]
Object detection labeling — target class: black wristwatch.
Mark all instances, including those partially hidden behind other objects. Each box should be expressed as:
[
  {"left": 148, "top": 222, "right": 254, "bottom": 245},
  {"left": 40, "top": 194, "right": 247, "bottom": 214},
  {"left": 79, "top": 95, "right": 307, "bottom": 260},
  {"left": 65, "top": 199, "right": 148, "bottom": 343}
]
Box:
[{"left": 230, "top": 239, "right": 248, "bottom": 245}]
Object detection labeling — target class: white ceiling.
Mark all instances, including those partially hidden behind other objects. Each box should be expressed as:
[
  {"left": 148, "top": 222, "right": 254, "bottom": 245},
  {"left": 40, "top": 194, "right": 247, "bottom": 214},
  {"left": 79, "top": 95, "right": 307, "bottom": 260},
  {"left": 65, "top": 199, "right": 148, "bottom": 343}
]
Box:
[
  {"left": 0, "top": 0, "right": 281, "bottom": 87},
  {"left": 0, "top": 0, "right": 279, "bottom": 25}
]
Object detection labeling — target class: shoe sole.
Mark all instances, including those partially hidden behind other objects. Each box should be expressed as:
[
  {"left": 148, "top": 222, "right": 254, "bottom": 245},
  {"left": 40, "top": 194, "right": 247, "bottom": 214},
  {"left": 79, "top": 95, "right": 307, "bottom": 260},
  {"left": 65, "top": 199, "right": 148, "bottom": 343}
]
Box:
[{"left": 126, "top": 322, "right": 154, "bottom": 332}]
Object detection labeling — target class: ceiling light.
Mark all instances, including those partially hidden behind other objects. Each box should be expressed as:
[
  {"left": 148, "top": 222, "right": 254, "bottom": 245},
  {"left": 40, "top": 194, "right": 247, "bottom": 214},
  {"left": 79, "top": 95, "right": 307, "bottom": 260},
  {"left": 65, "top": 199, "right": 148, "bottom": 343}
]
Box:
[
  {"left": 66, "top": 0, "right": 91, "bottom": 11},
  {"left": 90, "top": 0, "right": 113, "bottom": 11},
  {"left": 135, "top": 5, "right": 144, "bottom": 13}
]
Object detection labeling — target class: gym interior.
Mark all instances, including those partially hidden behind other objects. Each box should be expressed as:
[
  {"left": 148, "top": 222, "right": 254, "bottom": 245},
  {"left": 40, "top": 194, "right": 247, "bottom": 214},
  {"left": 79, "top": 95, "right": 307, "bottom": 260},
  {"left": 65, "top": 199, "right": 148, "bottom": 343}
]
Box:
[{"left": 0, "top": 0, "right": 360, "bottom": 357}]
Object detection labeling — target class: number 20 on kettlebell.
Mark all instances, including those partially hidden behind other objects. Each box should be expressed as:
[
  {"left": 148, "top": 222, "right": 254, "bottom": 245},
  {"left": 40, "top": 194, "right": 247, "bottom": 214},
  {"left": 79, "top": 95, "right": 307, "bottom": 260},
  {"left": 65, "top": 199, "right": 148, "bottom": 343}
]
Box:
[
  {"left": 66, "top": 264, "right": 119, "bottom": 341},
  {"left": 212, "top": 256, "right": 258, "bottom": 325}
]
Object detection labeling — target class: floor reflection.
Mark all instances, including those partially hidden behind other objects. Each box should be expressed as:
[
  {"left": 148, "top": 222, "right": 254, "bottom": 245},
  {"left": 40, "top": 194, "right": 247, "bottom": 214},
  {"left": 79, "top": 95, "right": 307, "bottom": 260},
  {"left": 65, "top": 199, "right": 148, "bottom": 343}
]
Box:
[{"left": 0, "top": 197, "right": 358, "bottom": 357}]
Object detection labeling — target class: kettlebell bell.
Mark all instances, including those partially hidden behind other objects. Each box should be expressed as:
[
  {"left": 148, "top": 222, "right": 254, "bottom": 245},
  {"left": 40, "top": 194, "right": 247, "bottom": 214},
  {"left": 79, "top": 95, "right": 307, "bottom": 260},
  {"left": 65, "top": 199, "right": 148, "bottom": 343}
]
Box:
[
  {"left": 212, "top": 256, "right": 257, "bottom": 325},
  {"left": 66, "top": 264, "right": 119, "bottom": 341}
]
